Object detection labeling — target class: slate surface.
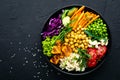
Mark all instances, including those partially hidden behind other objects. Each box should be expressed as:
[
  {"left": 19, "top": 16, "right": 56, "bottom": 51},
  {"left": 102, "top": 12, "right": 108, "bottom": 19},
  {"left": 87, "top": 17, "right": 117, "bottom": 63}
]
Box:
[{"left": 0, "top": 0, "right": 120, "bottom": 80}]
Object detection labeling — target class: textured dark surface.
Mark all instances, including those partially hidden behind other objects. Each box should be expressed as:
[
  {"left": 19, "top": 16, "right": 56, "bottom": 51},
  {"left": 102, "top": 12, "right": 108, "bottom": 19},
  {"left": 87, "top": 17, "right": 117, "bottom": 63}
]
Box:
[{"left": 0, "top": 0, "right": 120, "bottom": 80}]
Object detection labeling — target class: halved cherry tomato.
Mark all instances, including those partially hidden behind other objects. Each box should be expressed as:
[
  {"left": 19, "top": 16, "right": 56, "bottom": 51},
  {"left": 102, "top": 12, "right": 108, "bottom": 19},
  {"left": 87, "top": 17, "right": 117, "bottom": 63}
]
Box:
[
  {"left": 87, "top": 48, "right": 97, "bottom": 68},
  {"left": 87, "top": 48, "right": 97, "bottom": 60},
  {"left": 87, "top": 46, "right": 107, "bottom": 68},
  {"left": 97, "top": 45, "right": 107, "bottom": 59},
  {"left": 87, "top": 59, "right": 97, "bottom": 68}
]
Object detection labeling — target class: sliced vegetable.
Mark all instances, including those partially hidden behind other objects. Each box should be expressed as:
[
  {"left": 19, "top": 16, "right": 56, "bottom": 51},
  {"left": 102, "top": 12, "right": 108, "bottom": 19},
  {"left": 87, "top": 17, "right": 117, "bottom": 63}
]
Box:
[
  {"left": 87, "top": 59, "right": 97, "bottom": 68},
  {"left": 71, "top": 6, "right": 85, "bottom": 20},
  {"left": 97, "top": 45, "right": 107, "bottom": 59},
  {"left": 87, "top": 48, "right": 97, "bottom": 68}
]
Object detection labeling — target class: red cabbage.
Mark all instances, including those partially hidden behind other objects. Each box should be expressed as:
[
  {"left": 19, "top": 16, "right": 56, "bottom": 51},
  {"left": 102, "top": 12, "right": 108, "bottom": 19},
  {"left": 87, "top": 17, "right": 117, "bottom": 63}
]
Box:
[{"left": 42, "top": 15, "right": 63, "bottom": 39}]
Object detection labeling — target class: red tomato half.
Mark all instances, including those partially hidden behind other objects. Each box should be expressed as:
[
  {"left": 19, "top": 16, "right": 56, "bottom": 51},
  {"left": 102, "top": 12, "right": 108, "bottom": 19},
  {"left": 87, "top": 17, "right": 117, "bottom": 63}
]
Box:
[
  {"left": 87, "top": 48, "right": 97, "bottom": 68},
  {"left": 87, "top": 46, "right": 107, "bottom": 68},
  {"left": 87, "top": 59, "right": 97, "bottom": 68},
  {"left": 97, "top": 45, "right": 107, "bottom": 59}
]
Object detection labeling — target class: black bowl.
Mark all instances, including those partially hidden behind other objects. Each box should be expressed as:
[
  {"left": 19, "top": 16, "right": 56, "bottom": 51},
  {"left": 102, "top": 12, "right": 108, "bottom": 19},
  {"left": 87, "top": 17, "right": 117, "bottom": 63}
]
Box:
[{"left": 41, "top": 5, "right": 111, "bottom": 75}]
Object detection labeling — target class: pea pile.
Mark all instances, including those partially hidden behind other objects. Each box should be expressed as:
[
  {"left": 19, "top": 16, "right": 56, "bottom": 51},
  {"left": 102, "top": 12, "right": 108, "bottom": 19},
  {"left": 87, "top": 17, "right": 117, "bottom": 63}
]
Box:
[
  {"left": 86, "top": 18, "right": 108, "bottom": 39},
  {"left": 64, "top": 28, "right": 89, "bottom": 53}
]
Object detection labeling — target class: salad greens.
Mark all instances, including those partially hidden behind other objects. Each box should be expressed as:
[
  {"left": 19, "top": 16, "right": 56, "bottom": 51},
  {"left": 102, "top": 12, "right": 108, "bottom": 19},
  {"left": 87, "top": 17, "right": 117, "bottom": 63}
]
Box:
[{"left": 78, "top": 48, "right": 90, "bottom": 68}]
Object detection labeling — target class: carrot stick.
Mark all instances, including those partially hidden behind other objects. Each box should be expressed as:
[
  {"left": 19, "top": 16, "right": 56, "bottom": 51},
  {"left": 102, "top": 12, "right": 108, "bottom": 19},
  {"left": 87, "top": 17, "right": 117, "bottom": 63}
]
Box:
[
  {"left": 70, "top": 13, "right": 80, "bottom": 27},
  {"left": 82, "top": 19, "right": 89, "bottom": 27},
  {"left": 71, "top": 6, "right": 85, "bottom": 20},
  {"left": 72, "top": 11, "right": 84, "bottom": 30},
  {"left": 78, "top": 14, "right": 85, "bottom": 26},
  {"left": 84, "top": 15, "right": 100, "bottom": 28}
]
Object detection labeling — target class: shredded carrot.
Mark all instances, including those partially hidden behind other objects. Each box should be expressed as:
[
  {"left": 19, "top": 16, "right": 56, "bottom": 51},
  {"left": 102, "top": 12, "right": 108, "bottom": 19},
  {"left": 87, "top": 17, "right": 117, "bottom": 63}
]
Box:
[
  {"left": 84, "top": 15, "right": 100, "bottom": 28},
  {"left": 78, "top": 14, "right": 85, "bottom": 27},
  {"left": 70, "top": 6, "right": 85, "bottom": 20},
  {"left": 72, "top": 11, "right": 84, "bottom": 30}
]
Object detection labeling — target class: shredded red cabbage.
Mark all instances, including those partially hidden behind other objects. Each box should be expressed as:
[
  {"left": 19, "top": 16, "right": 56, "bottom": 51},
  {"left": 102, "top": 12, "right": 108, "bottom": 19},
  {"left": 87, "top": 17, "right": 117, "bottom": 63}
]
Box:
[{"left": 42, "top": 15, "right": 62, "bottom": 39}]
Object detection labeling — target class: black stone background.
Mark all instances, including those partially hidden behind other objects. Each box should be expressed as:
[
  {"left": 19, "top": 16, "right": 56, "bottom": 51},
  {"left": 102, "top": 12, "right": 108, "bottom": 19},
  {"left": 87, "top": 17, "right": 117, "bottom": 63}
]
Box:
[{"left": 0, "top": 0, "right": 120, "bottom": 80}]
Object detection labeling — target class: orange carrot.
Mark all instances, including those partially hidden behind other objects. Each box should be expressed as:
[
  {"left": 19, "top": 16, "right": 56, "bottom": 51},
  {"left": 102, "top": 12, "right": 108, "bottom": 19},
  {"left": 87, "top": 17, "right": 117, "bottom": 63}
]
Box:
[
  {"left": 84, "top": 15, "right": 100, "bottom": 28},
  {"left": 72, "top": 11, "right": 84, "bottom": 30},
  {"left": 78, "top": 14, "right": 85, "bottom": 26},
  {"left": 71, "top": 6, "right": 85, "bottom": 20}
]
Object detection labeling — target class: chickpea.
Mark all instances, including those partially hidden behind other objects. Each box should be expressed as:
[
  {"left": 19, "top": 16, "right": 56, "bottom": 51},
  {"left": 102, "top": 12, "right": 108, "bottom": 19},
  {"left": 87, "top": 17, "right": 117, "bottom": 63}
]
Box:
[
  {"left": 76, "top": 27, "right": 80, "bottom": 30},
  {"left": 84, "top": 34, "right": 87, "bottom": 38},
  {"left": 81, "top": 44, "right": 84, "bottom": 48},
  {"left": 86, "top": 38, "right": 89, "bottom": 42},
  {"left": 70, "top": 34, "right": 73, "bottom": 37},
  {"left": 77, "top": 30, "right": 81, "bottom": 34},
  {"left": 82, "top": 40, "right": 85, "bottom": 43},
  {"left": 84, "top": 42, "right": 87, "bottom": 46},
  {"left": 81, "top": 28, "right": 85, "bottom": 30},
  {"left": 75, "top": 43, "right": 79, "bottom": 47},
  {"left": 79, "top": 25, "right": 82, "bottom": 28},
  {"left": 75, "top": 36, "right": 78, "bottom": 39},
  {"left": 73, "top": 48, "right": 76, "bottom": 52},
  {"left": 81, "top": 31, "right": 84, "bottom": 35},
  {"left": 83, "top": 35, "right": 86, "bottom": 39},
  {"left": 64, "top": 42, "right": 68, "bottom": 45},
  {"left": 65, "top": 38, "right": 69, "bottom": 43},
  {"left": 78, "top": 45, "right": 81, "bottom": 48},
  {"left": 69, "top": 38, "right": 73, "bottom": 41},
  {"left": 79, "top": 40, "right": 82, "bottom": 44},
  {"left": 67, "top": 33, "right": 70, "bottom": 38},
  {"left": 71, "top": 31, "right": 74, "bottom": 34},
  {"left": 74, "top": 30, "right": 77, "bottom": 32},
  {"left": 71, "top": 34, "right": 75, "bottom": 38},
  {"left": 68, "top": 43, "right": 71, "bottom": 46},
  {"left": 84, "top": 46, "right": 88, "bottom": 49},
  {"left": 71, "top": 45, "right": 75, "bottom": 49},
  {"left": 70, "top": 41, "right": 73, "bottom": 45},
  {"left": 78, "top": 34, "right": 82, "bottom": 39},
  {"left": 76, "top": 40, "right": 79, "bottom": 43},
  {"left": 75, "top": 49, "right": 78, "bottom": 53},
  {"left": 74, "top": 39, "right": 77, "bottom": 42},
  {"left": 81, "top": 35, "right": 84, "bottom": 39}
]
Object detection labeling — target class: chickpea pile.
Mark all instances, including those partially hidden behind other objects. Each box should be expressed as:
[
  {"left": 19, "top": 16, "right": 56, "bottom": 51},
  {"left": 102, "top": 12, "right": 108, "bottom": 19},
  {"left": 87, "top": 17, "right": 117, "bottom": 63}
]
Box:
[{"left": 64, "top": 28, "right": 89, "bottom": 53}]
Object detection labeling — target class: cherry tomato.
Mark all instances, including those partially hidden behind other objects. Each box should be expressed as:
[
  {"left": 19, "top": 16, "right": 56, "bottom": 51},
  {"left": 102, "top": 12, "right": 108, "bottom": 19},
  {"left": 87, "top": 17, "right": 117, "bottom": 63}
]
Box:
[
  {"left": 97, "top": 45, "right": 107, "bottom": 59},
  {"left": 87, "top": 48, "right": 97, "bottom": 68},
  {"left": 87, "top": 59, "right": 97, "bottom": 68},
  {"left": 87, "top": 46, "right": 107, "bottom": 68}
]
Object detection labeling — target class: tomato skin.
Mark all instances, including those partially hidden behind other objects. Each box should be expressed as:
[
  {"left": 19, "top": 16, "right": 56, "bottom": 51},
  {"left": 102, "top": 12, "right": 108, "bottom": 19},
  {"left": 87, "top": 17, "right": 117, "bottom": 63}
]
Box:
[
  {"left": 87, "top": 48, "right": 97, "bottom": 60},
  {"left": 87, "top": 59, "right": 97, "bottom": 68},
  {"left": 87, "top": 45, "right": 107, "bottom": 68},
  {"left": 97, "top": 45, "right": 107, "bottom": 59},
  {"left": 87, "top": 48, "right": 97, "bottom": 68}
]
